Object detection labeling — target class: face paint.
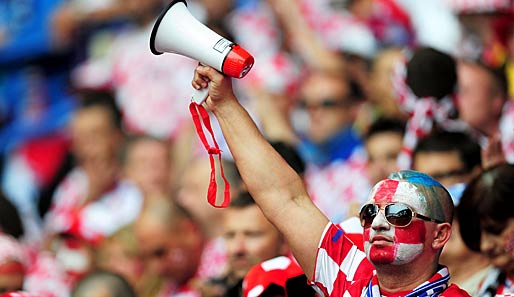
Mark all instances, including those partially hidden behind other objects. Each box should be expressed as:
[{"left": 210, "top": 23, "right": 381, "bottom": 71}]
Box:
[
  {"left": 364, "top": 220, "right": 426, "bottom": 265},
  {"left": 372, "top": 180, "right": 399, "bottom": 204},
  {"left": 368, "top": 180, "right": 425, "bottom": 211},
  {"left": 364, "top": 181, "right": 428, "bottom": 266}
]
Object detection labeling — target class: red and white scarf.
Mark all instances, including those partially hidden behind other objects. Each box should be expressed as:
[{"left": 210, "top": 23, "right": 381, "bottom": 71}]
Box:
[{"left": 391, "top": 58, "right": 469, "bottom": 169}]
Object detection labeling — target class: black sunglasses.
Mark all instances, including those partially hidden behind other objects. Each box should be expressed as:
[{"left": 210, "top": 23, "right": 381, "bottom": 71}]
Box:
[
  {"left": 297, "top": 98, "right": 350, "bottom": 110},
  {"left": 430, "top": 168, "right": 468, "bottom": 180},
  {"left": 359, "top": 203, "right": 444, "bottom": 228}
]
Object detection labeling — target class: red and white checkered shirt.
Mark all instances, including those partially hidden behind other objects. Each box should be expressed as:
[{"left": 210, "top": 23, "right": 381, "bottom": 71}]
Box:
[{"left": 311, "top": 223, "right": 471, "bottom": 297}]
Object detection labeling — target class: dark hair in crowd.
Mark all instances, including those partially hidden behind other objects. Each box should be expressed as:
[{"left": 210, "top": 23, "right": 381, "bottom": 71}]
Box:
[
  {"left": 270, "top": 141, "right": 305, "bottom": 176},
  {"left": 413, "top": 130, "right": 482, "bottom": 173},
  {"left": 457, "top": 163, "right": 514, "bottom": 252},
  {"left": 365, "top": 117, "right": 406, "bottom": 140},
  {"left": 0, "top": 191, "right": 24, "bottom": 239},
  {"left": 72, "top": 269, "right": 136, "bottom": 297},
  {"left": 229, "top": 191, "right": 256, "bottom": 208},
  {"left": 77, "top": 90, "right": 123, "bottom": 131},
  {"left": 407, "top": 47, "right": 457, "bottom": 100}
]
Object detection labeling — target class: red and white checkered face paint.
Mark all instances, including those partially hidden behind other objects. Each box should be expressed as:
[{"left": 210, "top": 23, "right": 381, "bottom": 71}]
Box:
[
  {"left": 363, "top": 179, "right": 427, "bottom": 265},
  {"left": 368, "top": 179, "right": 425, "bottom": 210}
]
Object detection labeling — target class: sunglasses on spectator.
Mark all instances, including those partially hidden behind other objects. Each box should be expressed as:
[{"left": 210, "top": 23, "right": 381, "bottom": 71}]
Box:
[
  {"left": 297, "top": 98, "right": 350, "bottom": 110},
  {"left": 359, "top": 203, "right": 444, "bottom": 228},
  {"left": 429, "top": 168, "right": 468, "bottom": 181}
]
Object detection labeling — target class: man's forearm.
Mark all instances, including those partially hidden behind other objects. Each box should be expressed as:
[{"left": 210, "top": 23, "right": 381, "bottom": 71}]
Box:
[
  {"left": 210, "top": 98, "right": 306, "bottom": 216},
  {"left": 194, "top": 66, "right": 328, "bottom": 277}
]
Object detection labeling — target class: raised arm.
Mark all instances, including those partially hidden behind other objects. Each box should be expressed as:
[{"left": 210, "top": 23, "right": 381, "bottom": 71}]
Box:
[{"left": 192, "top": 65, "right": 329, "bottom": 277}]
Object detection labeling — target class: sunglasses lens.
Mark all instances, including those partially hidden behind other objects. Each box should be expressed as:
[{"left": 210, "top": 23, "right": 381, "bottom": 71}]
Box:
[
  {"left": 320, "top": 100, "right": 339, "bottom": 108},
  {"left": 385, "top": 204, "right": 413, "bottom": 227},
  {"left": 359, "top": 204, "right": 378, "bottom": 228}
]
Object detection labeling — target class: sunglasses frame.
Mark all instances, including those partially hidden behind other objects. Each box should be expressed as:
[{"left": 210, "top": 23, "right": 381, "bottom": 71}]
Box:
[
  {"left": 297, "top": 98, "right": 351, "bottom": 110},
  {"left": 359, "top": 202, "right": 444, "bottom": 228}
]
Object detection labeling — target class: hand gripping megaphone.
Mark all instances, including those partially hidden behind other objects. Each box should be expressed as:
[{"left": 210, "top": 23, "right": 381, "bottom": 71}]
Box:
[{"left": 150, "top": 0, "right": 254, "bottom": 103}]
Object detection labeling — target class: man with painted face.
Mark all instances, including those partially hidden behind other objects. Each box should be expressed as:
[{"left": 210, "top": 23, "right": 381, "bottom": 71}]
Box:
[{"left": 191, "top": 65, "right": 471, "bottom": 296}]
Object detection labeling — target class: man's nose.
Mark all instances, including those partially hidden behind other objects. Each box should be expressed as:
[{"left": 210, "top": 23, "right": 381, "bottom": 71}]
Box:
[
  {"left": 371, "top": 210, "right": 390, "bottom": 230},
  {"left": 231, "top": 234, "right": 247, "bottom": 253}
]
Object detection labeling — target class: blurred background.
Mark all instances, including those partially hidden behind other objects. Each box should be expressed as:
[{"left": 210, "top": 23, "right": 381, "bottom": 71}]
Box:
[{"left": 0, "top": 0, "right": 513, "bottom": 296}]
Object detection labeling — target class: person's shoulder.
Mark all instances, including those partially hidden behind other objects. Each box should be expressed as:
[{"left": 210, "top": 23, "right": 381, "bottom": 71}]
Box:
[{"left": 440, "top": 284, "right": 472, "bottom": 297}]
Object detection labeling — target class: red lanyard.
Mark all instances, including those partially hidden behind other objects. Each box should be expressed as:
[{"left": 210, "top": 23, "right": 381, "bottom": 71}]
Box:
[{"left": 189, "top": 102, "right": 230, "bottom": 208}]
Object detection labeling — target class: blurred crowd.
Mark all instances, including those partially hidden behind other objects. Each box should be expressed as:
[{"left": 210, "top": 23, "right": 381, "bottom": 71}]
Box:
[{"left": 0, "top": 0, "right": 513, "bottom": 296}]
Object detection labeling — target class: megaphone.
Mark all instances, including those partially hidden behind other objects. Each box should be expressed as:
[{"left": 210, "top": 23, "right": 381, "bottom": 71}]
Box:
[{"left": 150, "top": 0, "right": 254, "bottom": 103}]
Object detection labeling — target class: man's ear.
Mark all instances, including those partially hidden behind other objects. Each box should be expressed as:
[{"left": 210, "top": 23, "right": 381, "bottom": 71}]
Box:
[{"left": 432, "top": 222, "right": 452, "bottom": 250}]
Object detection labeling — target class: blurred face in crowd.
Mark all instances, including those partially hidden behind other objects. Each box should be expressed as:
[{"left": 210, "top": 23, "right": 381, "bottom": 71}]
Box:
[
  {"left": 412, "top": 150, "right": 471, "bottom": 265},
  {"left": 223, "top": 205, "right": 288, "bottom": 281},
  {"left": 70, "top": 106, "right": 121, "bottom": 164},
  {"left": 135, "top": 215, "right": 203, "bottom": 283},
  {"left": 124, "top": 138, "right": 171, "bottom": 196},
  {"left": 457, "top": 61, "right": 504, "bottom": 136},
  {"left": 480, "top": 217, "right": 514, "bottom": 274},
  {"left": 96, "top": 230, "right": 143, "bottom": 288},
  {"left": 298, "top": 72, "right": 357, "bottom": 144},
  {"left": 176, "top": 158, "right": 223, "bottom": 228},
  {"left": 412, "top": 149, "right": 490, "bottom": 272},
  {"left": 368, "top": 48, "right": 405, "bottom": 118},
  {"left": 412, "top": 150, "right": 469, "bottom": 188},
  {"left": 366, "top": 131, "right": 403, "bottom": 185}
]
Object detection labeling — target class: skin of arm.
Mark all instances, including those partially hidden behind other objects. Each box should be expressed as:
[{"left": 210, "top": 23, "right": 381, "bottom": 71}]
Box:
[{"left": 192, "top": 65, "right": 329, "bottom": 278}]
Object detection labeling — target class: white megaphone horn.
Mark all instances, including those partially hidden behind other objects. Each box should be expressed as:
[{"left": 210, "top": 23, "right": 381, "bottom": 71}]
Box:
[{"left": 150, "top": 0, "right": 254, "bottom": 104}]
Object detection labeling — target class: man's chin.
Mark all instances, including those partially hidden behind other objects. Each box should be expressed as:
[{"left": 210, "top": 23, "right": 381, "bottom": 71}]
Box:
[
  {"left": 367, "top": 246, "right": 395, "bottom": 265},
  {"left": 227, "top": 264, "right": 252, "bottom": 282}
]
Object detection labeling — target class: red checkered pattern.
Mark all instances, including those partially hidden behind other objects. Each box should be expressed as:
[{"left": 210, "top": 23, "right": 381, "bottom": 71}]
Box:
[
  {"left": 338, "top": 216, "right": 364, "bottom": 252},
  {"left": 195, "top": 237, "right": 227, "bottom": 279},
  {"left": 311, "top": 223, "right": 375, "bottom": 296},
  {"left": 497, "top": 274, "right": 514, "bottom": 295},
  {"left": 44, "top": 169, "right": 143, "bottom": 245},
  {"left": 0, "top": 234, "right": 27, "bottom": 268},
  {"left": 229, "top": 0, "right": 376, "bottom": 96},
  {"left": 0, "top": 293, "right": 41, "bottom": 297},
  {"left": 311, "top": 223, "right": 470, "bottom": 296},
  {"left": 305, "top": 150, "right": 371, "bottom": 223},
  {"left": 444, "top": 0, "right": 513, "bottom": 13},
  {"left": 240, "top": 52, "right": 304, "bottom": 97},
  {"left": 243, "top": 256, "right": 304, "bottom": 297},
  {"left": 73, "top": 26, "right": 195, "bottom": 140},
  {"left": 23, "top": 250, "right": 72, "bottom": 297}
]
